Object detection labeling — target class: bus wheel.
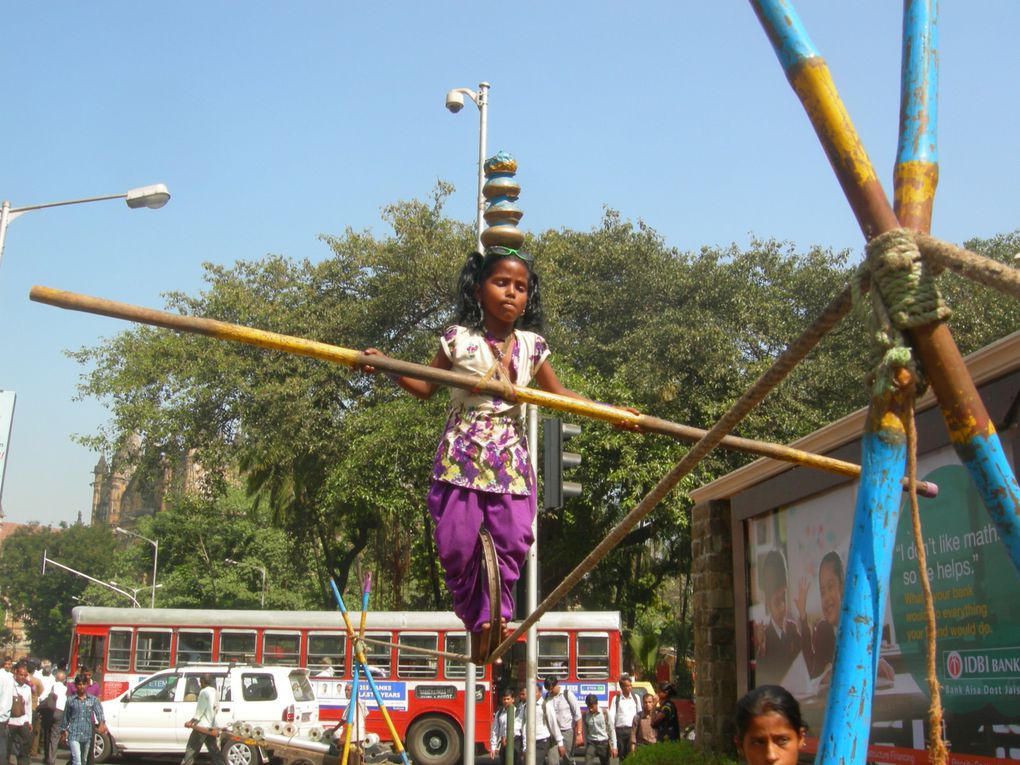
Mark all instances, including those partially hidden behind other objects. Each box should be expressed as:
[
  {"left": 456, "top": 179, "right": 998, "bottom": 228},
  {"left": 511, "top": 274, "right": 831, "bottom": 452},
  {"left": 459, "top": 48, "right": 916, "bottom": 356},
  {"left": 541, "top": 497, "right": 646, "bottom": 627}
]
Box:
[
  {"left": 93, "top": 731, "right": 113, "bottom": 763},
  {"left": 223, "top": 740, "right": 258, "bottom": 765},
  {"left": 406, "top": 714, "right": 462, "bottom": 765}
]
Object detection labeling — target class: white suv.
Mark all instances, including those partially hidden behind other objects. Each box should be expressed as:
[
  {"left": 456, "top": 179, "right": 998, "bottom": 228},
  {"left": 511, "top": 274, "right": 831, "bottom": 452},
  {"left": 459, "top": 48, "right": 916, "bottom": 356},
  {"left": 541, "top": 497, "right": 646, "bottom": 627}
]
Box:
[{"left": 96, "top": 664, "right": 318, "bottom": 765}]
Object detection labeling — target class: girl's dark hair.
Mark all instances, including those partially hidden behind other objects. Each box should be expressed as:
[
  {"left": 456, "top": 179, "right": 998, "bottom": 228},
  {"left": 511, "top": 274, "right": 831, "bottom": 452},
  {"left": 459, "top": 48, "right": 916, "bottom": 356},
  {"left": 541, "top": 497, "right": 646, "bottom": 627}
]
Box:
[
  {"left": 819, "top": 550, "right": 844, "bottom": 586},
  {"left": 760, "top": 549, "right": 789, "bottom": 599},
  {"left": 657, "top": 681, "right": 676, "bottom": 697},
  {"left": 454, "top": 250, "right": 544, "bottom": 331},
  {"left": 735, "top": 685, "right": 805, "bottom": 739}
]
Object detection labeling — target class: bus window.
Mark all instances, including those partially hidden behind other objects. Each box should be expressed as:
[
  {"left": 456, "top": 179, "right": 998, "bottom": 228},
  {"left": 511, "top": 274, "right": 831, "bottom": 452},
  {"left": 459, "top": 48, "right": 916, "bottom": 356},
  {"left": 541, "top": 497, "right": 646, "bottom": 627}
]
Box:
[
  {"left": 444, "top": 633, "right": 468, "bottom": 679},
  {"left": 364, "top": 632, "right": 392, "bottom": 676},
  {"left": 576, "top": 633, "right": 610, "bottom": 678},
  {"left": 74, "top": 634, "right": 106, "bottom": 674},
  {"left": 107, "top": 629, "right": 133, "bottom": 672},
  {"left": 263, "top": 632, "right": 301, "bottom": 666},
  {"left": 307, "top": 633, "right": 345, "bottom": 675},
  {"left": 136, "top": 630, "right": 172, "bottom": 672},
  {"left": 220, "top": 631, "right": 256, "bottom": 663},
  {"left": 398, "top": 634, "right": 438, "bottom": 678},
  {"left": 176, "top": 630, "right": 213, "bottom": 664},
  {"left": 538, "top": 633, "right": 569, "bottom": 678}
]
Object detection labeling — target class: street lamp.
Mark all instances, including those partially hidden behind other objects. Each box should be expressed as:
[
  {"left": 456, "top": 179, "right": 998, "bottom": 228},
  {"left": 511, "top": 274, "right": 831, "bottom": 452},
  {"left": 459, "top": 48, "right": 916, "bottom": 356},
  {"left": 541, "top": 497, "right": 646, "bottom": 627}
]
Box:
[
  {"left": 110, "top": 581, "right": 163, "bottom": 607},
  {"left": 114, "top": 526, "right": 159, "bottom": 608},
  {"left": 445, "top": 82, "right": 489, "bottom": 251},
  {"left": 0, "top": 183, "right": 171, "bottom": 273},
  {"left": 42, "top": 550, "right": 140, "bottom": 607},
  {"left": 225, "top": 558, "right": 267, "bottom": 608}
]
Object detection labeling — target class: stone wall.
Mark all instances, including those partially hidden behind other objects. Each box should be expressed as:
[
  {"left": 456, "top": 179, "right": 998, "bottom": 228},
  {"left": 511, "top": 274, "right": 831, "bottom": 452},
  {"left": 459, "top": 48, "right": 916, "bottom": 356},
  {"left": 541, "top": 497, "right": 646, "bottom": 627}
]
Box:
[{"left": 692, "top": 497, "right": 737, "bottom": 753}]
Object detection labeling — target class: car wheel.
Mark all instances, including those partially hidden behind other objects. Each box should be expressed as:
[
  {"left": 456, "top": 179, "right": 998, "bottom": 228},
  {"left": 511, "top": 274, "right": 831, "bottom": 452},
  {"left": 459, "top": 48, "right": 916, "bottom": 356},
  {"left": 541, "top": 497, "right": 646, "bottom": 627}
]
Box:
[
  {"left": 223, "top": 740, "right": 259, "bottom": 765},
  {"left": 406, "top": 714, "right": 461, "bottom": 765},
  {"left": 92, "top": 731, "right": 113, "bottom": 763}
]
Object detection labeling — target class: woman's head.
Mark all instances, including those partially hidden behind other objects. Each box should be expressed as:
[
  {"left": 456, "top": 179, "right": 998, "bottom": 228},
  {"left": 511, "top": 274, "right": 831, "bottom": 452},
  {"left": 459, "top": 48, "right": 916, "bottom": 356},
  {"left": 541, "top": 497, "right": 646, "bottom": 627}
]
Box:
[
  {"left": 735, "top": 685, "right": 805, "bottom": 765},
  {"left": 656, "top": 681, "right": 676, "bottom": 701},
  {"left": 818, "top": 551, "right": 844, "bottom": 626},
  {"left": 455, "top": 247, "right": 543, "bottom": 331}
]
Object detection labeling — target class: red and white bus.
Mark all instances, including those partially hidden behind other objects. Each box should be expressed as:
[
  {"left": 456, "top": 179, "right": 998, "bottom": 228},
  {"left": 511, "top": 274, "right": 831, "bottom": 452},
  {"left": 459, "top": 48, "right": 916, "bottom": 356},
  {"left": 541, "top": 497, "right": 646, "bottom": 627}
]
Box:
[{"left": 70, "top": 607, "right": 622, "bottom": 765}]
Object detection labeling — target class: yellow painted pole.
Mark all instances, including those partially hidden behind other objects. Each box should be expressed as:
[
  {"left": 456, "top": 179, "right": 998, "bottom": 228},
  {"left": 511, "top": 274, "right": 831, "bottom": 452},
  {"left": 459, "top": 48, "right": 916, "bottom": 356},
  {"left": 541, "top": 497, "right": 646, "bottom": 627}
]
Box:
[{"left": 29, "top": 285, "right": 934, "bottom": 496}]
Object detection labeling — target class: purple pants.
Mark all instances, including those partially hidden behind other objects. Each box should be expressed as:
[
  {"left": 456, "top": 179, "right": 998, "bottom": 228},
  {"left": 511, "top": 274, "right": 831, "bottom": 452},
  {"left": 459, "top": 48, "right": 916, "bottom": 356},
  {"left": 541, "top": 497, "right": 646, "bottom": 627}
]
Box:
[{"left": 427, "top": 482, "right": 535, "bottom": 631}]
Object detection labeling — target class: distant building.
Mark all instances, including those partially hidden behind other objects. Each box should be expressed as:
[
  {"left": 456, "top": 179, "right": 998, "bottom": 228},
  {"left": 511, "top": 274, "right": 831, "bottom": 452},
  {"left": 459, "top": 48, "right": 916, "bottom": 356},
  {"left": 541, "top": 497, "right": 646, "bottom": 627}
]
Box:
[{"left": 90, "top": 435, "right": 207, "bottom": 528}]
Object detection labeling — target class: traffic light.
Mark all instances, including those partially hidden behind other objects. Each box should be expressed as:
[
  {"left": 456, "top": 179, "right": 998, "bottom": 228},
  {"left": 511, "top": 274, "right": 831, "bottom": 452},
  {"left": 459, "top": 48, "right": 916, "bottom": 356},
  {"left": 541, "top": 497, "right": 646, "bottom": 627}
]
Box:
[{"left": 543, "top": 417, "right": 582, "bottom": 510}]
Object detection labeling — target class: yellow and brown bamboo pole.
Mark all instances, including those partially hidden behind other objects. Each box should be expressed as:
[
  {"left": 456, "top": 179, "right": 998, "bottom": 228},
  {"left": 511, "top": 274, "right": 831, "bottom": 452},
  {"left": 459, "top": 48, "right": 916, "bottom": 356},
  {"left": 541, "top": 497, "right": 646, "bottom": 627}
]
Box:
[{"left": 30, "top": 284, "right": 936, "bottom": 496}]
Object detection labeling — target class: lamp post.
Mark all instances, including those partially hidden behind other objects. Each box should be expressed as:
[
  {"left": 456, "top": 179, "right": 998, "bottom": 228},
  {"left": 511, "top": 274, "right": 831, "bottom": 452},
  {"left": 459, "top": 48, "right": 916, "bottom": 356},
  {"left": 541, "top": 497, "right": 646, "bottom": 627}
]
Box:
[
  {"left": 42, "top": 550, "right": 140, "bottom": 607},
  {"left": 114, "top": 527, "right": 159, "bottom": 608},
  {"left": 444, "top": 82, "right": 489, "bottom": 251},
  {"left": 110, "top": 581, "right": 163, "bottom": 607},
  {"left": 0, "top": 184, "right": 170, "bottom": 274},
  {"left": 225, "top": 558, "right": 267, "bottom": 608}
]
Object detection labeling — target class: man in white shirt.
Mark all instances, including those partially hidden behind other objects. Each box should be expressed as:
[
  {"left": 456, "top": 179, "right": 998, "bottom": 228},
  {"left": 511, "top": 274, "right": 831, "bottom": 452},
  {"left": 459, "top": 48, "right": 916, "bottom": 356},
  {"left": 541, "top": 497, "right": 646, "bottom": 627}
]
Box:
[
  {"left": 489, "top": 688, "right": 523, "bottom": 764},
  {"left": 43, "top": 669, "right": 68, "bottom": 765},
  {"left": 524, "top": 683, "right": 563, "bottom": 765},
  {"left": 181, "top": 674, "right": 225, "bottom": 765},
  {"left": 543, "top": 677, "right": 582, "bottom": 765},
  {"left": 0, "top": 658, "right": 15, "bottom": 765},
  {"left": 608, "top": 674, "right": 639, "bottom": 760},
  {"left": 9, "top": 662, "right": 35, "bottom": 765}
]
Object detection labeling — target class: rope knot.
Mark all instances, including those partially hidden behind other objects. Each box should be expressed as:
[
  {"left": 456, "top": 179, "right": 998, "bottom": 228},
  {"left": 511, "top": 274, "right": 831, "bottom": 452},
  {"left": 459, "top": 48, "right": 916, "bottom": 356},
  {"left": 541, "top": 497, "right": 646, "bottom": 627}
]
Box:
[{"left": 857, "top": 228, "right": 951, "bottom": 397}]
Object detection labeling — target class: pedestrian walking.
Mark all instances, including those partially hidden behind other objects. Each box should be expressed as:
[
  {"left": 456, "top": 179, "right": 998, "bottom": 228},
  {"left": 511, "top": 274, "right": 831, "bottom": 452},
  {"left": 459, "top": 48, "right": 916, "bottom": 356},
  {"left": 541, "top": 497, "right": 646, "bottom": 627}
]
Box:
[{"left": 60, "top": 673, "right": 105, "bottom": 765}]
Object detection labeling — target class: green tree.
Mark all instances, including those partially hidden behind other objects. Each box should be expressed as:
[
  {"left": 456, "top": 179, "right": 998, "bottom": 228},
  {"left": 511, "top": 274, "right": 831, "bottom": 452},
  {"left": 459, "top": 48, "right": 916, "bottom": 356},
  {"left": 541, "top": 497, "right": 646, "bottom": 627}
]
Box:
[
  {"left": 0, "top": 523, "right": 116, "bottom": 660},
  {"left": 68, "top": 185, "right": 1019, "bottom": 654}
]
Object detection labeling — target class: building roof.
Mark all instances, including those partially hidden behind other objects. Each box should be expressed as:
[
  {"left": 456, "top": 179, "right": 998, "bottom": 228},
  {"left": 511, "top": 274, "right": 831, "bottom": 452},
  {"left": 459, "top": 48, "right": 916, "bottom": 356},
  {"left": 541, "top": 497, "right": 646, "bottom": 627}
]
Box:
[{"left": 690, "top": 329, "right": 1020, "bottom": 503}]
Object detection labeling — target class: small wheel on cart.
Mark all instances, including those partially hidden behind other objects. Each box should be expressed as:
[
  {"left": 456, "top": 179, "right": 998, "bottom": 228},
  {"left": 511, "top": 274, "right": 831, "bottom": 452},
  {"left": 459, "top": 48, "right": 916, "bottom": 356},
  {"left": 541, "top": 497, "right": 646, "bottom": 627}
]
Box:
[{"left": 223, "top": 739, "right": 259, "bottom": 765}]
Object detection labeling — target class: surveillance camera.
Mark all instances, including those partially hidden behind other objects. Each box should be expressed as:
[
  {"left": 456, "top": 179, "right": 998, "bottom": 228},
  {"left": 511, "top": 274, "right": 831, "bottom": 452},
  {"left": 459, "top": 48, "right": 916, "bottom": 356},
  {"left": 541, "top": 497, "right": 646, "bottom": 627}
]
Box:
[{"left": 445, "top": 90, "right": 465, "bottom": 113}]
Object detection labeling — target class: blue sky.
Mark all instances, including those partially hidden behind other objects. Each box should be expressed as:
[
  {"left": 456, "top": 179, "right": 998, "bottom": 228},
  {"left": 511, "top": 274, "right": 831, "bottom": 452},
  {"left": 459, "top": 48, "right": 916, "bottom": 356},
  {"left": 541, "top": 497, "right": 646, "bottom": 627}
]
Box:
[{"left": 1, "top": 2, "right": 1017, "bottom": 527}]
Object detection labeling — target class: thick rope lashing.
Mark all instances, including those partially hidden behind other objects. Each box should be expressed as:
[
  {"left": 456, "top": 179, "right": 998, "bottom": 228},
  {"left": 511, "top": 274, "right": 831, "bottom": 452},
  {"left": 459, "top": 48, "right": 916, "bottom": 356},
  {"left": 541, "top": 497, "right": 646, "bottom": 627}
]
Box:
[
  {"left": 915, "top": 232, "right": 1020, "bottom": 301},
  {"left": 857, "top": 228, "right": 951, "bottom": 397},
  {"left": 861, "top": 227, "right": 948, "bottom": 764}
]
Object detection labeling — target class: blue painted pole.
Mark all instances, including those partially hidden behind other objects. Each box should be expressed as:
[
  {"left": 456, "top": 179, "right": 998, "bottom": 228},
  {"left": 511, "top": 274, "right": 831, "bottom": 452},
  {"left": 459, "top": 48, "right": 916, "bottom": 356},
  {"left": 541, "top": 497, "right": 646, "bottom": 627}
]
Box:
[
  {"left": 895, "top": 0, "right": 939, "bottom": 232},
  {"left": 817, "top": 375, "right": 913, "bottom": 765},
  {"left": 751, "top": 0, "right": 1020, "bottom": 582}
]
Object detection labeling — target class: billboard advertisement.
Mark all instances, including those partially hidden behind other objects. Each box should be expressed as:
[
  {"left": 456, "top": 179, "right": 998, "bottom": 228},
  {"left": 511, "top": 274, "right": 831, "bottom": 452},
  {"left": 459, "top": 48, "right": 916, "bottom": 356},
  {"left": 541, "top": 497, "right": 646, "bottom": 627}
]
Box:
[{"left": 746, "top": 434, "right": 1019, "bottom": 764}]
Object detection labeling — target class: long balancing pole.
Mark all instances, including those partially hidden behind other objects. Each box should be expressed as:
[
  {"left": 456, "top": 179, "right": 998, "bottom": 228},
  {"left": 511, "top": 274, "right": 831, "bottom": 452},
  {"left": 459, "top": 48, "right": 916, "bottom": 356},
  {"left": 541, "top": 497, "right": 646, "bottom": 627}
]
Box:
[{"left": 28, "top": 284, "right": 935, "bottom": 496}]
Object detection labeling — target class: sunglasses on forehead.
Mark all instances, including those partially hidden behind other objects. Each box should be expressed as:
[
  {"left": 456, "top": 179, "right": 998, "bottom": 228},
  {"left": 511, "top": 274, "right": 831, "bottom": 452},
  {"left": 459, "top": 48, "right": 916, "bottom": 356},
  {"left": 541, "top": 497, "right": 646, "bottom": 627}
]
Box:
[{"left": 485, "top": 245, "right": 534, "bottom": 263}]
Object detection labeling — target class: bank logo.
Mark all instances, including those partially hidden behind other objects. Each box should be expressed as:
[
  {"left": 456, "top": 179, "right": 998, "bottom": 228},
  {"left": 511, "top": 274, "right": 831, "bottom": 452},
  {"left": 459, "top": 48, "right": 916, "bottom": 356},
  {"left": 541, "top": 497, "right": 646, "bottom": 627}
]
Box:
[
  {"left": 946, "top": 651, "right": 962, "bottom": 679},
  {"left": 943, "top": 647, "right": 1020, "bottom": 680}
]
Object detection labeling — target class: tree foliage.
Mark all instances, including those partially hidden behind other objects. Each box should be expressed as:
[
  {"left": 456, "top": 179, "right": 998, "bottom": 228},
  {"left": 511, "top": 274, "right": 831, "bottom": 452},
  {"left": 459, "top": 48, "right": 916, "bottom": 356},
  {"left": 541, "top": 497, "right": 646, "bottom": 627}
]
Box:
[
  {"left": 0, "top": 523, "right": 116, "bottom": 660},
  {"left": 65, "top": 185, "right": 1019, "bottom": 671}
]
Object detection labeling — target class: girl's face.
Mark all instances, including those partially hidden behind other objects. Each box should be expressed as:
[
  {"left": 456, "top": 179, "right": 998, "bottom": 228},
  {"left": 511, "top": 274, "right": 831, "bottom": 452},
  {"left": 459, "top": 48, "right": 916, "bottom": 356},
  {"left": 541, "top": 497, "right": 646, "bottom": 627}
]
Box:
[
  {"left": 736, "top": 711, "right": 805, "bottom": 765},
  {"left": 819, "top": 561, "right": 842, "bottom": 626},
  {"left": 767, "top": 585, "right": 788, "bottom": 627},
  {"left": 476, "top": 257, "right": 530, "bottom": 331}
]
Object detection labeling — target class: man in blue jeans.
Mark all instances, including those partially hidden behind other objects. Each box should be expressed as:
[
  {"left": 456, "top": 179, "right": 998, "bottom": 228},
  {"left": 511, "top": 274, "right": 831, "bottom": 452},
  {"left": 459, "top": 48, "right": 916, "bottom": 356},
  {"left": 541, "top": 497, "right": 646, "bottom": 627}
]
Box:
[{"left": 59, "top": 673, "right": 105, "bottom": 765}]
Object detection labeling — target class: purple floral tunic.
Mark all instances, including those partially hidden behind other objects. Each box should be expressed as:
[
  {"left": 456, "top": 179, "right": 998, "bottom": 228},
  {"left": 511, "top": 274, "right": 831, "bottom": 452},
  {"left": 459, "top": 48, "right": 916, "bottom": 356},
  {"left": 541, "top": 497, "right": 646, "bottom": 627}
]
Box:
[{"left": 431, "top": 325, "right": 550, "bottom": 495}]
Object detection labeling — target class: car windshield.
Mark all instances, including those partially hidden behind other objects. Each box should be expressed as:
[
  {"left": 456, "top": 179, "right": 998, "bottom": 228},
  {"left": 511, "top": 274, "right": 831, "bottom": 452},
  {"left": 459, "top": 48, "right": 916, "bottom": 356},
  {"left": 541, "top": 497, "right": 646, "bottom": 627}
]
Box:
[
  {"left": 289, "top": 671, "right": 315, "bottom": 702},
  {"left": 131, "top": 674, "right": 177, "bottom": 701}
]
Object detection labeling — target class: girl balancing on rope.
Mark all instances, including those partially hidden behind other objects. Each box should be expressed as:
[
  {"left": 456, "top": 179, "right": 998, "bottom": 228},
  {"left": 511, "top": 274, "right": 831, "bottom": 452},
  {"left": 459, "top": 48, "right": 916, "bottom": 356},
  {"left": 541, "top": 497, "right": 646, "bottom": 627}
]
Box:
[{"left": 364, "top": 245, "right": 631, "bottom": 663}]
